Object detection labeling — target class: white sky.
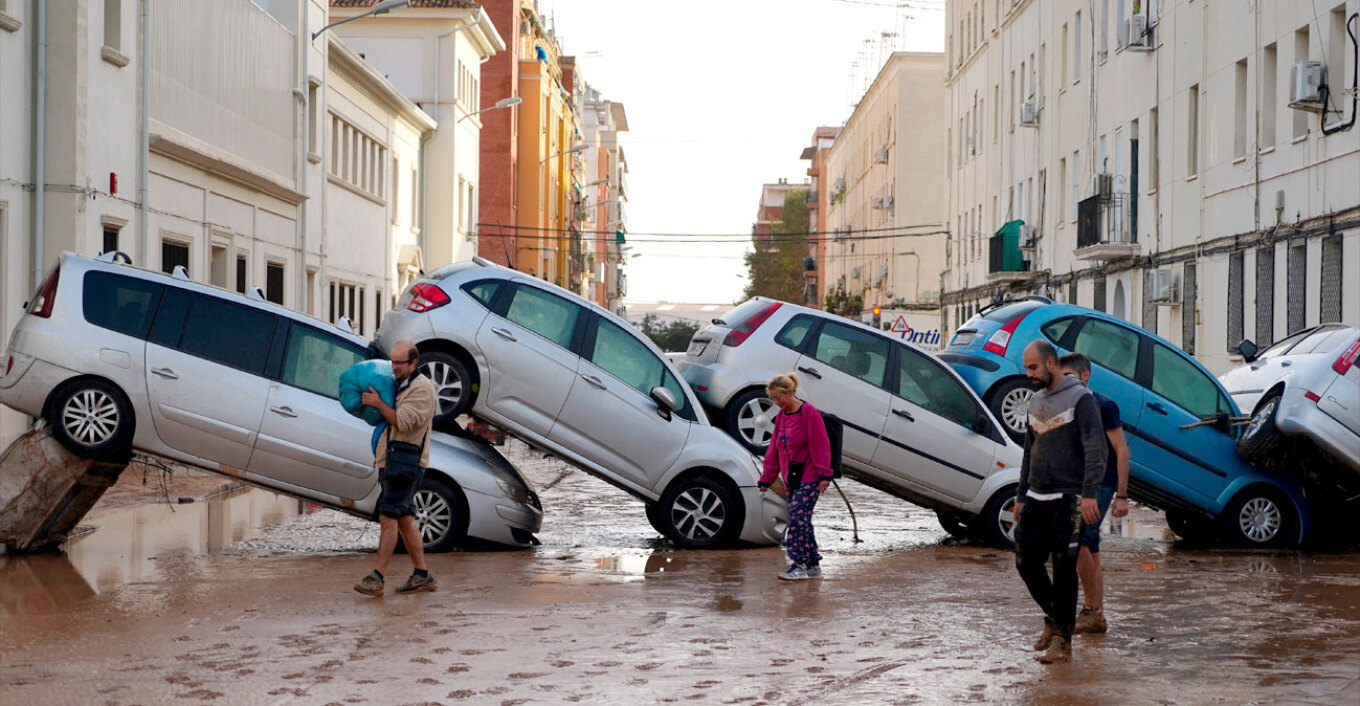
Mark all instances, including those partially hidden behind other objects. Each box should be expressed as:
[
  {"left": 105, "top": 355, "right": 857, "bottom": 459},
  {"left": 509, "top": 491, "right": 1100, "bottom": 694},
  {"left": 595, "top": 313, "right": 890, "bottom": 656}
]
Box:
[{"left": 540, "top": 0, "right": 945, "bottom": 305}]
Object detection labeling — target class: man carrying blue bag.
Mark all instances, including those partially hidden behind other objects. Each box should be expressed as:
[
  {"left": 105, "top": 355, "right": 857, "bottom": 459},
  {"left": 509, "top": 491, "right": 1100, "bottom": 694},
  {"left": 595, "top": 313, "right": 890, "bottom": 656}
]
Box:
[{"left": 351, "top": 341, "right": 438, "bottom": 597}]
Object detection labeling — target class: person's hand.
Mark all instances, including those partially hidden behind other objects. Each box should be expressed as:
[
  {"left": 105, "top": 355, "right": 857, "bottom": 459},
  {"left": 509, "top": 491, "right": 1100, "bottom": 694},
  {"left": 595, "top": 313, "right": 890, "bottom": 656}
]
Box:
[
  {"left": 1111, "top": 496, "right": 1129, "bottom": 518},
  {"left": 818, "top": 479, "right": 831, "bottom": 493},
  {"left": 757, "top": 482, "right": 769, "bottom": 494},
  {"left": 360, "top": 386, "right": 383, "bottom": 409},
  {"left": 1081, "top": 497, "right": 1101, "bottom": 526},
  {"left": 1013, "top": 500, "right": 1025, "bottom": 525}
]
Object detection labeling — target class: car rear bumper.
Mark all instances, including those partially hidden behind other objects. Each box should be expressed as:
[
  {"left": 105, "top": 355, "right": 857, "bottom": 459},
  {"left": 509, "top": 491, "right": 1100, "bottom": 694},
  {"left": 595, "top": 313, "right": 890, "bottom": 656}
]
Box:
[
  {"left": 373, "top": 311, "right": 436, "bottom": 355},
  {"left": 0, "top": 356, "right": 75, "bottom": 418},
  {"left": 680, "top": 361, "right": 762, "bottom": 410},
  {"left": 1277, "top": 388, "right": 1360, "bottom": 475}
]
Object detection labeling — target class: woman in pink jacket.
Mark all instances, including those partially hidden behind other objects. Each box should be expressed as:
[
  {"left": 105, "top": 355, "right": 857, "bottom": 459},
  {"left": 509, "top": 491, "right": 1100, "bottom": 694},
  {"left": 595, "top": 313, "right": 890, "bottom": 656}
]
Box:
[{"left": 758, "top": 373, "right": 833, "bottom": 580}]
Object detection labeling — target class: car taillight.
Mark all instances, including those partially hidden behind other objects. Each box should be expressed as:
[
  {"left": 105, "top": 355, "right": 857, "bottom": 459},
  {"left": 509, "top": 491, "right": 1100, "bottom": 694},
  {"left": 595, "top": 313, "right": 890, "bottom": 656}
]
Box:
[
  {"left": 5, "top": 357, "right": 11, "bottom": 376},
  {"left": 1304, "top": 390, "right": 1322, "bottom": 403},
  {"left": 406, "top": 282, "right": 450, "bottom": 312},
  {"left": 722, "top": 302, "right": 782, "bottom": 347},
  {"left": 29, "top": 266, "right": 60, "bottom": 318},
  {"left": 1333, "top": 336, "right": 1360, "bottom": 376},
  {"left": 983, "top": 310, "right": 1030, "bottom": 356}
]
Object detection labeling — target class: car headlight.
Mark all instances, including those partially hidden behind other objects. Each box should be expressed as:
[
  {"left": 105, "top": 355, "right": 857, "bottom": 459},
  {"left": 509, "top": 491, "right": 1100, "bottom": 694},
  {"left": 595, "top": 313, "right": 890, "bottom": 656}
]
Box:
[{"left": 490, "top": 462, "right": 531, "bottom": 504}]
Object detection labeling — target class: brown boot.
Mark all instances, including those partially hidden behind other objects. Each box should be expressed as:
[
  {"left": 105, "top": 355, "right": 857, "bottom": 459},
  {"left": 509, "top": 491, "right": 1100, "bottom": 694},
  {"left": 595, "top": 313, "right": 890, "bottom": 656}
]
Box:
[
  {"left": 1074, "top": 606, "right": 1108, "bottom": 634},
  {"left": 1033, "top": 622, "right": 1057, "bottom": 651},
  {"left": 1037, "top": 636, "right": 1072, "bottom": 664}
]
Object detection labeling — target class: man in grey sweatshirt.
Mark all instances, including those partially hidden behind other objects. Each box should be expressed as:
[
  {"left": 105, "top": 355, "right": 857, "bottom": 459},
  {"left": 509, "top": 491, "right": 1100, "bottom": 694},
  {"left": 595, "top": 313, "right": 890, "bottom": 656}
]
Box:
[{"left": 1013, "top": 339, "right": 1107, "bottom": 664}]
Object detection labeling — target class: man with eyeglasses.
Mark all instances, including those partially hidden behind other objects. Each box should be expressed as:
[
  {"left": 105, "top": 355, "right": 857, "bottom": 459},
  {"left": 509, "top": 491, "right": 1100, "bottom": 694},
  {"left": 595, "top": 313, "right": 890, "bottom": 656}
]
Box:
[{"left": 354, "top": 340, "right": 438, "bottom": 596}]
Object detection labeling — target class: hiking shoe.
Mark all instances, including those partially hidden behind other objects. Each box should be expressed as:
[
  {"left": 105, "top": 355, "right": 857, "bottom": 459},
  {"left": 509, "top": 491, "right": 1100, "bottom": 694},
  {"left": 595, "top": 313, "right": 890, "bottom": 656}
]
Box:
[
  {"left": 396, "top": 572, "right": 438, "bottom": 593},
  {"left": 1033, "top": 622, "right": 1057, "bottom": 651},
  {"left": 778, "top": 563, "right": 811, "bottom": 581},
  {"left": 1037, "top": 636, "right": 1072, "bottom": 664},
  {"left": 353, "top": 572, "right": 384, "bottom": 597},
  {"left": 1074, "top": 606, "right": 1107, "bottom": 634},
  {"left": 805, "top": 564, "right": 823, "bottom": 579}
]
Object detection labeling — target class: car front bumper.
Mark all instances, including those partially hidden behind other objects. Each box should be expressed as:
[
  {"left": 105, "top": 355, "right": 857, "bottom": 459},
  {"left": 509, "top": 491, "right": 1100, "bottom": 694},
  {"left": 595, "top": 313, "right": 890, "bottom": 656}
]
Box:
[{"left": 737, "top": 485, "right": 788, "bottom": 546}]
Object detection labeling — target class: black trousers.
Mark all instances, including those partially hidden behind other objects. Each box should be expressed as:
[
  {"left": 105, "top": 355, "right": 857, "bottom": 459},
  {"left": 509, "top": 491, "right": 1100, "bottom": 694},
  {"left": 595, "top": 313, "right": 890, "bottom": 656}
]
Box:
[{"left": 1015, "top": 495, "right": 1084, "bottom": 640}]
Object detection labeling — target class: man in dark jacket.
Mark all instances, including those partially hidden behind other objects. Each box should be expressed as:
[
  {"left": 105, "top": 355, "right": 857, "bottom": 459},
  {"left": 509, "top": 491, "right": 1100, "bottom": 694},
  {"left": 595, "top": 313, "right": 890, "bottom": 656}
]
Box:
[{"left": 1013, "top": 340, "right": 1107, "bottom": 663}]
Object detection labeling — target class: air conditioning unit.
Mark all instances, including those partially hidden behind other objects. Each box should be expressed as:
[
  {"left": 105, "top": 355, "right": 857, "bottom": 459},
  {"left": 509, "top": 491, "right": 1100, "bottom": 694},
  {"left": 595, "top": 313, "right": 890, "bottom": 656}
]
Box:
[
  {"left": 1289, "top": 61, "right": 1327, "bottom": 112},
  {"left": 883, "top": 194, "right": 895, "bottom": 210},
  {"left": 1019, "top": 97, "right": 1039, "bottom": 127},
  {"left": 873, "top": 146, "right": 889, "bottom": 164},
  {"left": 1096, "top": 173, "right": 1114, "bottom": 199},
  {"left": 1125, "top": 16, "right": 1153, "bottom": 51},
  {"left": 834, "top": 177, "right": 846, "bottom": 191},
  {"left": 851, "top": 265, "right": 862, "bottom": 280},
  {"left": 872, "top": 196, "right": 885, "bottom": 209},
  {"left": 1149, "top": 267, "right": 1181, "bottom": 304}
]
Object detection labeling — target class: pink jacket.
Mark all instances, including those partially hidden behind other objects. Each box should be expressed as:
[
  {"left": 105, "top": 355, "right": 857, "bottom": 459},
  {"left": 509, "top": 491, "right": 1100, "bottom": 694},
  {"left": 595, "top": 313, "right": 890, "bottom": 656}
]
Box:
[{"left": 759, "top": 401, "right": 833, "bottom": 487}]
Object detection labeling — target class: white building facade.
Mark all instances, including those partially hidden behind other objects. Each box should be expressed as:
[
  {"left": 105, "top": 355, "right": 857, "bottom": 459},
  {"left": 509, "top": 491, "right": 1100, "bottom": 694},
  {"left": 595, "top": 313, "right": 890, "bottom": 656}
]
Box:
[{"left": 944, "top": 0, "right": 1360, "bottom": 374}]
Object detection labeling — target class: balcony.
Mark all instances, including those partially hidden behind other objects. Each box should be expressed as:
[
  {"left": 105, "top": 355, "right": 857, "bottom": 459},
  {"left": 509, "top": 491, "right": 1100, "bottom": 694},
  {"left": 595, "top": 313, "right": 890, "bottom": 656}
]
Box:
[
  {"left": 987, "top": 220, "right": 1032, "bottom": 283},
  {"left": 1075, "top": 193, "right": 1140, "bottom": 261}
]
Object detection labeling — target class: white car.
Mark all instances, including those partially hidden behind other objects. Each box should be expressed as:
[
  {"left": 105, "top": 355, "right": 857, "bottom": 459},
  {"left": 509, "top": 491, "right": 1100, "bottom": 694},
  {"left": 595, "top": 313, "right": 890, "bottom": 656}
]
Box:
[
  {"left": 677, "top": 297, "right": 1024, "bottom": 547},
  {"left": 373, "top": 259, "right": 787, "bottom": 549},
  {"left": 1221, "top": 324, "right": 1360, "bottom": 476},
  {"left": 0, "top": 253, "right": 543, "bottom": 552}
]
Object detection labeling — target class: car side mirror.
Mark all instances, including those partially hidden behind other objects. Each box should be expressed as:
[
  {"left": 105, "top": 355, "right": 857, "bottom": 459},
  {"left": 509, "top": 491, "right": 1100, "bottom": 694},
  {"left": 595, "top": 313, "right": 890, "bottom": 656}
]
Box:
[
  {"left": 650, "top": 386, "right": 676, "bottom": 421},
  {"left": 1213, "top": 411, "right": 1233, "bottom": 434},
  {"left": 1236, "top": 338, "right": 1259, "bottom": 363}
]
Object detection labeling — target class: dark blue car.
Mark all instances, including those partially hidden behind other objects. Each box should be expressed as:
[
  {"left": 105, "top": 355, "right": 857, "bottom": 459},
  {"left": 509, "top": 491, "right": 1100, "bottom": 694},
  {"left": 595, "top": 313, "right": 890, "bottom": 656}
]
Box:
[{"left": 940, "top": 297, "right": 1310, "bottom": 548}]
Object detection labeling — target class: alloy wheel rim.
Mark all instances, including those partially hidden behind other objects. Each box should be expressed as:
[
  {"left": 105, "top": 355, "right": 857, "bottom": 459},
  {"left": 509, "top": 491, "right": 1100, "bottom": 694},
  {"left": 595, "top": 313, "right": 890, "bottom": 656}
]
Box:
[
  {"left": 997, "top": 495, "right": 1018, "bottom": 542},
  {"left": 414, "top": 489, "right": 453, "bottom": 544},
  {"left": 671, "top": 487, "right": 726, "bottom": 541},
  {"left": 736, "top": 397, "right": 776, "bottom": 448},
  {"left": 422, "top": 361, "right": 464, "bottom": 415},
  {"left": 62, "top": 390, "right": 119, "bottom": 445},
  {"left": 1001, "top": 388, "right": 1033, "bottom": 434},
  {"left": 1239, "top": 497, "right": 1282, "bottom": 543},
  {"left": 1244, "top": 399, "right": 1276, "bottom": 439}
]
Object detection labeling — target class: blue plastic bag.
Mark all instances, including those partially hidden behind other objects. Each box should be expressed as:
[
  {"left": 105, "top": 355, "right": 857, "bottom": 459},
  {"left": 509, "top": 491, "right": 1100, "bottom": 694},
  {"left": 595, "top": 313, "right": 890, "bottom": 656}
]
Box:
[{"left": 339, "top": 359, "right": 396, "bottom": 427}]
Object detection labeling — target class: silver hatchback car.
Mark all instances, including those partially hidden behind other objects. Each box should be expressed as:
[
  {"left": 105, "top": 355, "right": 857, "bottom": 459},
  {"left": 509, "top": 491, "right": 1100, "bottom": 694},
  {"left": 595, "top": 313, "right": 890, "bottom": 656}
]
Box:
[
  {"left": 677, "top": 297, "right": 1024, "bottom": 547},
  {"left": 0, "top": 253, "right": 542, "bottom": 551},
  {"left": 374, "top": 259, "right": 787, "bottom": 549}
]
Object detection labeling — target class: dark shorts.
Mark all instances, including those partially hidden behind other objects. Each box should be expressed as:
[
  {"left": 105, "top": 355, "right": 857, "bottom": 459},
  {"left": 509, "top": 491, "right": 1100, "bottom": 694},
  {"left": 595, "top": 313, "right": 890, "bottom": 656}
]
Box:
[
  {"left": 1080, "top": 485, "right": 1116, "bottom": 551},
  {"left": 376, "top": 467, "right": 423, "bottom": 519}
]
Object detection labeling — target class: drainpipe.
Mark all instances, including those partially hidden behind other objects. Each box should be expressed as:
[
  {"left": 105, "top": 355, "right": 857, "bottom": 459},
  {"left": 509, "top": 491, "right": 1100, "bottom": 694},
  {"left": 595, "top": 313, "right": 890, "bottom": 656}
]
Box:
[
  {"left": 295, "top": 3, "right": 309, "bottom": 315},
  {"left": 32, "top": 0, "right": 46, "bottom": 287},
  {"left": 138, "top": 0, "right": 148, "bottom": 267}
]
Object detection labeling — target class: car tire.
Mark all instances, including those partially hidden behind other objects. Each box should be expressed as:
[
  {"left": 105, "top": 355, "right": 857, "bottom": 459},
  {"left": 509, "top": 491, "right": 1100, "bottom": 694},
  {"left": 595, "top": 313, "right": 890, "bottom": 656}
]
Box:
[
  {"left": 987, "top": 379, "right": 1033, "bottom": 444},
  {"left": 644, "top": 502, "right": 674, "bottom": 541},
  {"left": 1165, "top": 509, "right": 1216, "bottom": 543},
  {"left": 724, "top": 389, "right": 777, "bottom": 454},
  {"left": 935, "top": 510, "right": 973, "bottom": 539},
  {"left": 47, "top": 379, "right": 135, "bottom": 461},
  {"left": 411, "top": 475, "right": 469, "bottom": 553},
  {"left": 419, "top": 351, "right": 474, "bottom": 425},
  {"left": 659, "top": 476, "right": 742, "bottom": 549},
  {"left": 978, "top": 486, "right": 1019, "bottom": 550},
  {"left": 1237, "top": 393, "right": 1286, "bottom": 467},
  {"left": 1220, "top": 486, "right": 1299, "bottom": 549}
]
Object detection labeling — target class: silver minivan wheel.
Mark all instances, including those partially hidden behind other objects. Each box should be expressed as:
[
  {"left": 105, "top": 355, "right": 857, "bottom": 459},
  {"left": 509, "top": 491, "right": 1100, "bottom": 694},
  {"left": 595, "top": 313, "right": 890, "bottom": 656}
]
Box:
[
  {"left": 63, "top": 389, "right": 121, "bottom": 446},
  {"left": 418, "top": 351, "right": 473, "bottom": 424},
  {"left": 725, "top": 389, "right": 777, "bottom": 453},
  {"left": 661, "top": 477, "right": 740, "bottom": 549},
  {"left": 47, "top": 379, "right": 134, "bottom": 460},
  {"left": 408, "top": 476, "right": 468, "bottom": 553}
]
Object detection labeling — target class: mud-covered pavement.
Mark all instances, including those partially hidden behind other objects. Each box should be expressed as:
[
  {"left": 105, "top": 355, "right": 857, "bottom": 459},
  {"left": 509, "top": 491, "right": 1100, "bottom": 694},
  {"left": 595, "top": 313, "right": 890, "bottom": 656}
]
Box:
[{"left": 2, "top": 440, "right": 1358, "bottom": 705}]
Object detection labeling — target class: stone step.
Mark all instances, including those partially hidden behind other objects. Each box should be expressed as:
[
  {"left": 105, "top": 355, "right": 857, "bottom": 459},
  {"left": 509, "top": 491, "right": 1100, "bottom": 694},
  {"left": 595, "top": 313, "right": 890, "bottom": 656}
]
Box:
[{"left": 0, "top": 428, "right": 129, "bottom": 553}]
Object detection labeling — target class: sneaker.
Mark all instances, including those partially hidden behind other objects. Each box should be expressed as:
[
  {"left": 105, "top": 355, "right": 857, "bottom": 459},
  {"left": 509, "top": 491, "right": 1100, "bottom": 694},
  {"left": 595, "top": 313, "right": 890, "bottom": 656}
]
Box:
[
  {"left": 1074, "top": 606, "right": 1107, "bottom": 634},
  {"left": 1033, "top": 622, "right": 1057, "bottom": 651},
  {"left": 805, "top": 564, "right": 823, "bottom": 579},
  {"left": 778, "top": 563, "right": 811, "bottom": 581},
  {"left": 353, "top": 572, "right": 384, "bottom": 597},
  {"left": 396, "top": 572, "right": 438, "bottom": 593},
  {"left": 1037, "top": 636, "right": 1072, "bottom": 664}
]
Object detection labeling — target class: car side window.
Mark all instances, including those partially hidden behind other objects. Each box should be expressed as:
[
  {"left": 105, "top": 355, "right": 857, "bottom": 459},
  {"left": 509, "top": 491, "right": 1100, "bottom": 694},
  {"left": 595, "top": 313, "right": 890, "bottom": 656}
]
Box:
[
  {"left": 811, "top": 322, "right": 890, "bottom": 387},
  {"left": 281, "top": 325, "right": 367, "bottom": 399},
  {"left": 462, "top": 280, "right": 502, "bottom": 309},
  {"left": 178, "top": 295, "right": 276, "bottom": 375},
  {"left": 1072, "top": 319, "right": 1141, "bottom": 380},
  {"left": 1040, "top": 316, "right": 1076, "bottom": 345},
  {"left": 587, "top": 318, "right": 694, "bottom": 421},
  {"left": 504, "top": 285, "right": 580, "bottom": 348},
  {"left": 895, "top": 345, "right": 981, "bottom": 430},
  {"left": 1151, "top": 343, "right": 1229, "bottom": 419},
  {"left": 774, "top": 315, "right": 817, "bottom": 351},
  {"left": 82, "top": 272, "right": 164, "bottom": 340}
]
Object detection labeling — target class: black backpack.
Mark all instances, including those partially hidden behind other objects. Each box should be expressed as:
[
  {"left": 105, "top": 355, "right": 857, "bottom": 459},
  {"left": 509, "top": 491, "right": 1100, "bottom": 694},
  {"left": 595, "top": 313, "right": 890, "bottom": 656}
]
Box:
[{"left": 821, "top": 412, "right": 844, "bottom": 479}]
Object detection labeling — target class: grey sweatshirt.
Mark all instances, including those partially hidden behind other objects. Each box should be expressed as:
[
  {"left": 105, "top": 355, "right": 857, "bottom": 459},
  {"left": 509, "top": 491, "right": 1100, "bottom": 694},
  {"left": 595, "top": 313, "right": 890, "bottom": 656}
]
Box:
[{"left": 1018, "top": 375, "right": 1108, "bottom": 500}]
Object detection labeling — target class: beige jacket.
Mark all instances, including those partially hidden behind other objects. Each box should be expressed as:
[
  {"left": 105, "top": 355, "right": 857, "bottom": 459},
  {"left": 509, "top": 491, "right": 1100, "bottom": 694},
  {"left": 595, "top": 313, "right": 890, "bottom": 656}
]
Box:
[{"left": 374, "top": 373, "right": 436, "bottom": 469}]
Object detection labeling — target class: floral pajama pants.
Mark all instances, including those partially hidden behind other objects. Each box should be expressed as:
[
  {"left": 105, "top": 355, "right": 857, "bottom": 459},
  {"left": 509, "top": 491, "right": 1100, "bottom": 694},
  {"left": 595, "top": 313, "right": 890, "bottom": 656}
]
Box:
[{"left": 785, "top": 481, "right": 823, "bottom": 566}]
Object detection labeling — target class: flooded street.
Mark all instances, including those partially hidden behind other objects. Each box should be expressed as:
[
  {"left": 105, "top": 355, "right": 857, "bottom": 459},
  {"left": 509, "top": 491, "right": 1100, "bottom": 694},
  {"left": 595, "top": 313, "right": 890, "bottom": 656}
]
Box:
[{"left": 2, "top": 439, "right": 1358, "bottom": 705}]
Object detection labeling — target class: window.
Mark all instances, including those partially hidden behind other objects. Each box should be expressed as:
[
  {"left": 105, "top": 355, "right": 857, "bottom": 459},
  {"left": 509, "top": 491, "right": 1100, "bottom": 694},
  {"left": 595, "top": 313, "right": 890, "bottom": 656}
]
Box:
[
  {"left": 1234, "top": 60, "right": 1248, "bottom": 159},
  {"left": 1148, "top": 107, "right": 1159, "bottom": 190},
  {"left": 810, "top": 322, "right": 890, "bottom": 388},
  {"left": 104, "top": 0, "right": 121, "bottom": 52},
  {"left": 1320, "top": 236, "right": 1342, "bottom": 322},
  {"left": 327, "top": 113, "right": 387, "bottom": 201},
  {"left": 1071, "top": 150, "right": 1080, "bottom": 221},
  {"left": 1150, "top": 343, "right": 1229, "bottom": 419},
  {"left": 775, "top": 315, "right": 817, "bottom": 351},
  {"left": 1287, "top": 244, "right": 1307, "bottom": 334},
  {"left": 1059, "top": 157, "right": 1068, "bottom": 222},
  {"left": 162, "top": 240, "right": 189, "bottom": 276},
  {"left": 462, "top": 280, "right": 503, "bottom": 309},
  {"left": 1182, "top": 263, "right": 1196, "bottom": 354},
  {"left": 1074, "top": 11, "right": 1083, "bottom": 82},
  {"left": 178, "top": 295, "right": 275, "bottom": 374},
  {"left": 585, "top": 318, "right": 694, "bottom": 421},
  {"left": 1290, "top": 325, "right": 1353, "bottom": 356},
  {"left": 1262, "top": 44, "right": 1278, "bottom": 148},
  {"left": 307, "top": 83, "right": 319, "bottom": 157},
  {"left": 895, "top": 346, "right": 980, "bottom": 430},
  {"left": 1061, "top": 23, "right": 1069, "bottom": 86},
  {"left": 1100, "top": 0, "right": 1109, "bottom": 59},
  {"left": 102, "top": 228, "right": 119, "bottom": 255},
  {"left": 1294, "top": 27, "right": 1310, "bottom": 139},
  {"left": 1041, "top": 316, "right": 1077, "bottom": 343},
  {"left": 281, "top": 325, "right": 367, "bottom": 399},
  {"left": 1256, "top": 246, "right": 1275, "bottom": 346},
  {"left": 82, "top": 272, "right": 163, "bottom": 339},
  {"left": 235, "top": 254, "right": 247, "bottom": 294},
  {"left": 505, "top": 285, "right": 581, "bottom": 348},
  {"left": 266, "top": 261, "right": 284, "bottom": 305},
  {"left": 391, "top": 157, "right": 401, "bottom": 225},
  {"left": 1072, "top": 318, "right": 1141, "bottom": 380},
  {"left": 1187, "top": 85, "right": 1199, "bottom": 176},
  {"left": 1228, "top": 252, "right": 1244, "bottom": 351},
  {"left": 1331, "top": 7, "right": 1351, "bottom": 119}
]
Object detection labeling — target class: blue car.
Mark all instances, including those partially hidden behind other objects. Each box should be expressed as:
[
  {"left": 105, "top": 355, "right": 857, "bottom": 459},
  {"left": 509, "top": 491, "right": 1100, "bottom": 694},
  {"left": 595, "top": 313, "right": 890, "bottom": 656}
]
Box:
[{"left": 939, "top": 297, "right": 1311, "bottom": 548}]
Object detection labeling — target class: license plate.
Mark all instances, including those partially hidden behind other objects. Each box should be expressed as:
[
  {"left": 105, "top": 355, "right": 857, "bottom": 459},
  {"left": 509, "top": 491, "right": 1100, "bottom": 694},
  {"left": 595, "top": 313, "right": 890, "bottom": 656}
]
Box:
[
  {"left": 687, "top": 340, "right": 707, "bottom": 356},
  {"left": 951, "top": 332, "right": 974, "bottom": 346}
]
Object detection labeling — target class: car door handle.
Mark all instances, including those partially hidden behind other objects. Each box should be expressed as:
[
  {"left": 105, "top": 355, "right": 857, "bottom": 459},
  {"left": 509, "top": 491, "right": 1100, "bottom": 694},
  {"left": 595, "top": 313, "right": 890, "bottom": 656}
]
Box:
[
  {"left": 269, "top": 406, "right": 298, "bottom": 418},
  {"left": 581, "top": 374, "right": 606, "bottom": 389},
  {"left": 151, "top": 367, "right": 179, "bottom": 380},
  {"left": 1146, "top": 401, "right": 1168, "bottom": 416},
  {"left": 797, "top": 366, "right": 823, "bottom": 380},
  {"left": 491, "top": 327, "right": 518, "bottom": 342},
  {"left": 1280, "top": 360, "right": 1292, "bottom": 367},
  {"left": 892, "top": 409, "right": 915, "bottom": 422}
]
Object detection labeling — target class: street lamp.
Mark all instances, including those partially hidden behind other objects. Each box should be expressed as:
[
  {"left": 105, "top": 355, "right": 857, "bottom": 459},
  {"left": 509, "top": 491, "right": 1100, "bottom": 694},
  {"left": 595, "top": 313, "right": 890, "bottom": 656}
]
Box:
[
  {"left": 540, "top": 143, "right": 588, "bottom": 164},
  {"left": 457, "top": 96, "right": 522, "bottom": 123},
  {"left": 313, "top": 0, "right": 409, "bottom": 41},
  {"left": 582, "top": 177, "right": 609, "bottom": 188}
]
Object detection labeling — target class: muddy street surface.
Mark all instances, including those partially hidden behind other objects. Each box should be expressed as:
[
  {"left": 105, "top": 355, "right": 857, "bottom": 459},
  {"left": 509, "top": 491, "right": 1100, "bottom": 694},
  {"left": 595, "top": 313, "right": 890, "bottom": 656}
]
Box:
[{"left": 2, "top": 439, "right": 1358, "bottom": 706}]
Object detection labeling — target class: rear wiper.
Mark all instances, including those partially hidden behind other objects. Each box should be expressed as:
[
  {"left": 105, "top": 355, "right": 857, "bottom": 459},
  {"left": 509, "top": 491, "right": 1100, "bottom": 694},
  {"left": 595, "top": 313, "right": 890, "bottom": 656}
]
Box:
[{"left": 712, "top": 318, "right": 726, "bottom": 325}]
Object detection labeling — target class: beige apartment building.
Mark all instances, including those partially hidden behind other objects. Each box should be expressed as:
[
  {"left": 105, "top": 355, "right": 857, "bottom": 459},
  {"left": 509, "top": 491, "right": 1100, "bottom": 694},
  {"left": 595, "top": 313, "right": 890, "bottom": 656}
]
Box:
[
  {"left": 944, "top": 0, "right": 1360, "bottom": 374},
  {"left": 824, "top": 52, "right": 949, "bottom": 349}
]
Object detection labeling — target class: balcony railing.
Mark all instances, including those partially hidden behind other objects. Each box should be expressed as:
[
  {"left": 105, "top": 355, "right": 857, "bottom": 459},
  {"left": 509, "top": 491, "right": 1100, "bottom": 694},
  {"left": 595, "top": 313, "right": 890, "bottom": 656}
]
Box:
[
  {"left": 1076, "top": 193, "right": 1139, "bottom": 260},
  {"left": 988, "top": 226, "right": 1031, "bottom": 283}
]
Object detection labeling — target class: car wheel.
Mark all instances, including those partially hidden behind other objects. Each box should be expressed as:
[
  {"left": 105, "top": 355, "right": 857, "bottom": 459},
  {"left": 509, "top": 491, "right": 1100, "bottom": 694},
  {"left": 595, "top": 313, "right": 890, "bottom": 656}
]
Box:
[
  {"left": 1165, "top": 509, "right": 1216, "bottom": 543},
  {"left": 659, "top": 477, "right": 742, "bottom": 549},
  {"left": 47, "top": 379, "right": 134, "bottom": 461},
  {"left": 644, "top": 503, "right": 673, "bottom": 540},
  {"left": 419, "top": 351, "right": 473, "bottom": 425},
  {"left": 935, "top": 510, "right": 973, "bottom": 539},
  {"left": 1237, "top": 393, "right": 1286, "bottom": 467},
  {"left": 1221, "top": 486, "right": 1299, "bottom": 549},
  {"left": 724, "top": 389, "right": 777, "bottom": 454},
  {"left": 987, "top": 379, "right": 1033, "bottom": 444},
  {"left": 978, "top": 486, "right": 1019, "bottom": 549},
  {"left": 412, "top": 475, "right": 469, "bottom": 553}
]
